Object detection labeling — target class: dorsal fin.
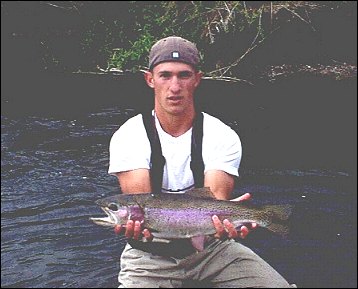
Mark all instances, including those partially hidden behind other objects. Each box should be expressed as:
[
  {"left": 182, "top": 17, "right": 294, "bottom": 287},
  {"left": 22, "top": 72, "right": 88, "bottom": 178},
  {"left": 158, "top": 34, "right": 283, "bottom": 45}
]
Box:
[{"left": 185, "top": 187, "right": 215, "bottom": 199}]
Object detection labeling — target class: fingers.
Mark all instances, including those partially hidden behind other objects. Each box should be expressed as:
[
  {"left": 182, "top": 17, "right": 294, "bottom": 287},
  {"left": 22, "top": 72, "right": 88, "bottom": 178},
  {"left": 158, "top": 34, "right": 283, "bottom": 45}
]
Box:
[
  {"left": 114, "top": 224, "right": 123, "bottom": 235},
  {"left": 240, "top": 222, "right": 258, "bottom": 231},
  {"left": 212, "top": 215, "right": 226, "bottom": 239},
  {"left": 142, "top": 229, "right": 153, "bottom": 242},
  {"left": 212, "top": 215, "right": 258, "bottom": 240},
  {"left": 239, "top": 226, "right": 249, "bottom": 239},
  {"left": 115, "top": 220, "right": 152, "bottom": 242},
  {"left": 212, "top": 215, "right": 239, "bottom": 240},
  {"left": 230, "top": 193, "right": 251, "bottom": 202},
  {"left": 123, "top": 220, "right": 142, "bottom": 240},
  {"left": 133, "top": 221, "right": 142, "bottom": 240},
  {"left": 223, "top": 219, "right": 239, "bottom": 239},
  {"left": 124, "top": 220, "right": 134, "bottom": 238},
  {"left": 238, "top": 223, "right": 258, "bottom": 239}
]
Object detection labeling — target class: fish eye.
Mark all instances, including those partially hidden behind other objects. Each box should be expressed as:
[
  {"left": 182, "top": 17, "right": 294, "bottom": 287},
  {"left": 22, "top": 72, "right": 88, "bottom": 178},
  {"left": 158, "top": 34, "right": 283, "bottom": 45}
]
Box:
[{"left": 108, "top": 203, "right": 119, "bottom": 211}]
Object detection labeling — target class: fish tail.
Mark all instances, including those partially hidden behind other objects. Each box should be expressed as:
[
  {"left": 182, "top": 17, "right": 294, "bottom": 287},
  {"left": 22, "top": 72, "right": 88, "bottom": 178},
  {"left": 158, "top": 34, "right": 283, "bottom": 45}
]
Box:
[
  {"left": 264, "top": 204, "right": 293, "bottom": 237},
  {"left": 266, "top": 222, "right": 290, "bottom": 237}
]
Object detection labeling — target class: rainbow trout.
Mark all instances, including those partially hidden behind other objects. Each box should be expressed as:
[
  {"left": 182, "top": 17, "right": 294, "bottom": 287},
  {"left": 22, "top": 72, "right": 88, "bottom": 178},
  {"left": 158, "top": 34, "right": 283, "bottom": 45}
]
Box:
[{"left": 90, "top": 188, "right": 292, "bottom": 250}]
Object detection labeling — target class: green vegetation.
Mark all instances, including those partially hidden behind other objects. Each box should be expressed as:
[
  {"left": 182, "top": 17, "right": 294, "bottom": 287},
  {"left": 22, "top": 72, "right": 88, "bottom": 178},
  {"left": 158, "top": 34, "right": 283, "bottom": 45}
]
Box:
[{"left": 104, "top": 1, "right": 267, "bottom": 73}]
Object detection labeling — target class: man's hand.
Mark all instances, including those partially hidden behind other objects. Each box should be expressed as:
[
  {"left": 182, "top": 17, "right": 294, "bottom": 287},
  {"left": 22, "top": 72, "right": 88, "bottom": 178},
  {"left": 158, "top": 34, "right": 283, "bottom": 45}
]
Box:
[
  {"left": 212, "top": 193, "right": 258, "bottom": 240},
  {"left": 114, "top": 220, "right": 153, "bottom": 241}
]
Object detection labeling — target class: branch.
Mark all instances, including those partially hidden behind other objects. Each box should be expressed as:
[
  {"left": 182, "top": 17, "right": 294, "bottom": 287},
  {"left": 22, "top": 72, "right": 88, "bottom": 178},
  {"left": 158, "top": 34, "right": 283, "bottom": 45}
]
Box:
[
  {"left": 280, "top": 5, "right": 316, "bottom": 32},
  {"left": 207, "top": 9, "right": 280, "bottom": 78},
  {"left": 202, "top": 76, "right": 253, "bottom": 85}
]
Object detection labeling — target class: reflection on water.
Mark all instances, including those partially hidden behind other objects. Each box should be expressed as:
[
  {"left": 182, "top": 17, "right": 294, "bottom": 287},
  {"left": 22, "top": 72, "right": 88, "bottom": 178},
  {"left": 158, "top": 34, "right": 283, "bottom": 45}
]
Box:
[{"left": 1, "top": 107, "right": 356, "bottom": 288}]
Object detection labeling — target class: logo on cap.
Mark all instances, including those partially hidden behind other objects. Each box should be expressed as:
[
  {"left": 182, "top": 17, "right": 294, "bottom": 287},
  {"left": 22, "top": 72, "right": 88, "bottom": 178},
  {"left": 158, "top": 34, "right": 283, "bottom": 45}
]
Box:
[{"left": 172, "top": 51, "right": 180, "bottom": 59}]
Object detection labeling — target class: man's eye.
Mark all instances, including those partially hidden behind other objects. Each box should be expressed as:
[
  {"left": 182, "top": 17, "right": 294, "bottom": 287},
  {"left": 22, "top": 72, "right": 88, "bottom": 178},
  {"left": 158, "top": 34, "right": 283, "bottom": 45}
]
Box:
[
  {"left": 160, "top": 73, "right": 170, "bottom": 78},
  {"left": 179, "top": 72, "right": 192, "bottom": 78}
]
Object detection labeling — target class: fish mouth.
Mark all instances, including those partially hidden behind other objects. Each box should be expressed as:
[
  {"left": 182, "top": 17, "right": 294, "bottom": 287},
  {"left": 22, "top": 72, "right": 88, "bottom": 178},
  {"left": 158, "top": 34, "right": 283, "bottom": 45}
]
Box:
[{"left": 90, "top": 207, "right": 117, "bottom": 227}]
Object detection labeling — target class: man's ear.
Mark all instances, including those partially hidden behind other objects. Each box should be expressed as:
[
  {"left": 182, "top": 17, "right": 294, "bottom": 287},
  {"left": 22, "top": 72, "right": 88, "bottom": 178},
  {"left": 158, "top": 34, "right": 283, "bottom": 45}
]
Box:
[
  {"left": 194, "top": 71, "right": 203, "bottom": 88},
  {"left": 144, "top": 71, "right": 154, "bottom": 88}
]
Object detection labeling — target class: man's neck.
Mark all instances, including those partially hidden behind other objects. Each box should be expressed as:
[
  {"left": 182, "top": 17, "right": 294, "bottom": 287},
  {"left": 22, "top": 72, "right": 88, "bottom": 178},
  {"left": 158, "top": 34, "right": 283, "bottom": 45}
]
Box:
[{"left": 154, "top": 109, "right": 195, "bottom": 137}]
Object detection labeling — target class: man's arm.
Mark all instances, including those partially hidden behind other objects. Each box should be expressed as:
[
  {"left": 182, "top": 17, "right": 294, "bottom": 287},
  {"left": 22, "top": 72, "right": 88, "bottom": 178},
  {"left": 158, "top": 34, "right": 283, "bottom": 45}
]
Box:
[
  {"left": 116, "top": 169, "right": 151, "bottom": 193},
  {"left": 204, "top": 170, "right": 235, "bottom": 200}
]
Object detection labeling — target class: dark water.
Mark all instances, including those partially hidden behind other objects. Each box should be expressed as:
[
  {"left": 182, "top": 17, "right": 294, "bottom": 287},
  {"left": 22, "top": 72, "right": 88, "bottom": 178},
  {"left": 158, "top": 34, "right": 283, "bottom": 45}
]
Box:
[
  {"left": 1, "top": 74, "right": 357, "bottom": 288},
  {"left": 1, "top": 108, "right": 132, "bottom": 288}
]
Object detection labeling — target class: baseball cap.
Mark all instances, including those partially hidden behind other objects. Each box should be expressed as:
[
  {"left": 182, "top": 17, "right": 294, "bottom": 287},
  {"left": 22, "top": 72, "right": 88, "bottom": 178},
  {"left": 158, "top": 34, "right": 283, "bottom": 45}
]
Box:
[{"left": 148, "top": 36, "right": 200, "bottom": 70}]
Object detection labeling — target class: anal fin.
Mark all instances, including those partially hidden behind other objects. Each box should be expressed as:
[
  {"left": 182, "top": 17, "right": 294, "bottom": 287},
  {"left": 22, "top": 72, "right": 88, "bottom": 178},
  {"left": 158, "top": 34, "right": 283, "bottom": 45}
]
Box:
[{"left": 190, "top": 235, "right": 206, "bottom": 251}]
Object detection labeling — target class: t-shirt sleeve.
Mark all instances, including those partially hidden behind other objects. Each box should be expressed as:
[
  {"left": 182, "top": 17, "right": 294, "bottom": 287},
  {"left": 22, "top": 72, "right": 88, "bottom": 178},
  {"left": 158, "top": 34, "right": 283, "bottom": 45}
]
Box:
[
  {"left": 202, "top": 115, "right": 242, "bottom": 177},
  {"left": 108, "top": 116, "right": 151, "bottom": 175}
]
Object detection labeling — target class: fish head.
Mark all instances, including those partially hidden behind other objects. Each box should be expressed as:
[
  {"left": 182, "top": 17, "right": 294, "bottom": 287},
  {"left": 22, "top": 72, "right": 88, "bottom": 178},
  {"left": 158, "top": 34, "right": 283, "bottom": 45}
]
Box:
[
  {"left": 90, "top": 199, "right": 130, "bottom": 227},
  {"left": 90, "top": 194, "right": 146, "bottom": 227}
]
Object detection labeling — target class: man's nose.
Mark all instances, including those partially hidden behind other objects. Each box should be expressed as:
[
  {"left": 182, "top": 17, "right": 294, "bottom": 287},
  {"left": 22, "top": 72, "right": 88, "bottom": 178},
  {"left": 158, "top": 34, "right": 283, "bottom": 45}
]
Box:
[{"left": 169, "top": 77, "right": 181, "bottom": 93}]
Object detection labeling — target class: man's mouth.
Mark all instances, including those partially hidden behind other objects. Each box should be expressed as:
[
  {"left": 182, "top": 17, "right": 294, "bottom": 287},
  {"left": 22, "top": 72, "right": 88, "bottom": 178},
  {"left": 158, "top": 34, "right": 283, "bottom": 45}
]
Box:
[{"left": 167, "top": 96, "right": 183, "bottom": 101}]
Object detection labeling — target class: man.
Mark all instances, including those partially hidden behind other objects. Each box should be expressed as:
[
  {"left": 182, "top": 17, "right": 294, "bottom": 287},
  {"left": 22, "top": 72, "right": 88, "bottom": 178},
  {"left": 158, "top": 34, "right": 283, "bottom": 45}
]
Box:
[{"left": 108, "top": 36, "right": 293, "bottom": 287}]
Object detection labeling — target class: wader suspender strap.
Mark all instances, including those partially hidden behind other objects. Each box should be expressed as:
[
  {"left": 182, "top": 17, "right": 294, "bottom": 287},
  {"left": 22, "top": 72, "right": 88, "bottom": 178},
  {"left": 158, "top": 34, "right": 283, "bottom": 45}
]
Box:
[
  {"left": 142, "top": 111, "right": 204, "bottom": 193},
  {"left": 190, "top": 112, "right": 205, "bottom": 187},
  {"left": 142, "top": 111, "right": 166, "bottom": 193}
]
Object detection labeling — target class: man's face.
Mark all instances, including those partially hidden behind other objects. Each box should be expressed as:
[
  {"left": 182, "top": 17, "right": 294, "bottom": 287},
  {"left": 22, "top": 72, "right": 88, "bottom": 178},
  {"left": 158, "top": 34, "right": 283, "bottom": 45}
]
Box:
[{"left": 145, "top": 62, "right": 202, "bottom": 116}]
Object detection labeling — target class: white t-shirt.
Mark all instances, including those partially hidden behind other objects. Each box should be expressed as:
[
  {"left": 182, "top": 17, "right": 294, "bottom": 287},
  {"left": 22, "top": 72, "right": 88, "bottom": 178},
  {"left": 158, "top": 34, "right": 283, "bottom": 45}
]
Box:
[{"left": 108, "top": 112, "right": 242, "bottom": 193}]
